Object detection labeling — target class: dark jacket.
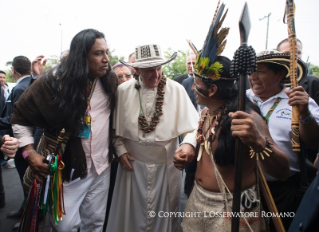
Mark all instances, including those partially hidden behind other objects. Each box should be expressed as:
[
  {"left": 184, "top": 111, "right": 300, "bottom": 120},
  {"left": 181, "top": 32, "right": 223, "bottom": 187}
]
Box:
[
  {"left": 300, "top": 75, "right": 319, "bottom": 106},
  {"left": 182, "top": 76, "right": 198, "bottom": 110},
  {"left": 0, "top": 76, "right": 32, "bottom": 134},
  {"left": 0, "top": 88, "right": 5, "bottom": 113},
  {"left": 288, "top": 166, "right": 319, "bottom": 232},
  {"left": 173, "top": 74, "right": 188, "bottom": 85}
]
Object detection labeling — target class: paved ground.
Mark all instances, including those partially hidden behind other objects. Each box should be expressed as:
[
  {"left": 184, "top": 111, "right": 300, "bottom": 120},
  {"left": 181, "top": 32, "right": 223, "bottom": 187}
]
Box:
[
  {"left": 0, "top": 167, "right": 51, "bottom": 232},
  {"left": 0, "top": 166, "right": 188, "bottom": 232}
]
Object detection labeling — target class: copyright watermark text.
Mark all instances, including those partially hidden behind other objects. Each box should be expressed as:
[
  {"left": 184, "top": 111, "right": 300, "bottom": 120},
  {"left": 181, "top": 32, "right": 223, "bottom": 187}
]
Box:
[{"left": 148, "top": 211, "right": 295, "bottom": 218}]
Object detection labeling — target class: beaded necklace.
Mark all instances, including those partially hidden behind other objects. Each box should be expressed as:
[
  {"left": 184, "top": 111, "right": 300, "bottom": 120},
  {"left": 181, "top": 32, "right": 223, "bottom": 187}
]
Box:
[
  {"left": 135, "top": 76, "right": 167, "bottom": 135},
  {"left": 253, "top": 97, "right": 282, "bottom": 125},
  {"left": 196, "top": 104, "right": 228, "bottom": 161}
]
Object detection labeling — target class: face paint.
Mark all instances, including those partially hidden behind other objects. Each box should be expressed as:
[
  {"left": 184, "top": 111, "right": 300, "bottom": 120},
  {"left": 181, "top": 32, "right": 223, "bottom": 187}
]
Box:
[{"left": 195, "top": 85, "right": 209, "bottom": 97}]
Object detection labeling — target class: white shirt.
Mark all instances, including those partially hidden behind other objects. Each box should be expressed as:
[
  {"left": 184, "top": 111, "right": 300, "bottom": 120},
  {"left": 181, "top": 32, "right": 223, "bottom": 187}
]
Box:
[{"left": 246, "top": 87, "right": 319, "bottom": 181}]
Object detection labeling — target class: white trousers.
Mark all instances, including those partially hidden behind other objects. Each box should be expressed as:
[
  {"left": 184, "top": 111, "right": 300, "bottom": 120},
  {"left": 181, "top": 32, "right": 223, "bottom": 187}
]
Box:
[{"left": 50, "top": 165, "right": 110, "bottom": 232}]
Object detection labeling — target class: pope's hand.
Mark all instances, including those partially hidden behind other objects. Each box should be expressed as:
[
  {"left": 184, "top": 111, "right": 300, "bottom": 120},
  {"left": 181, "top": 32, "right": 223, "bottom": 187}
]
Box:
[
  {"left": 119, "top": 153, "right": 134, "bottom": 172},
  {"left": 173, "top": 143, "right": 195, "bottom": 171}
]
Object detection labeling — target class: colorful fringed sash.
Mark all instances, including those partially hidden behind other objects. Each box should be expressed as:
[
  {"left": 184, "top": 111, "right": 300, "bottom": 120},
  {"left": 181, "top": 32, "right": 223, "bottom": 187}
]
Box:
[{"left": 19, "top": 129, "right": 66, "bottom": 232}]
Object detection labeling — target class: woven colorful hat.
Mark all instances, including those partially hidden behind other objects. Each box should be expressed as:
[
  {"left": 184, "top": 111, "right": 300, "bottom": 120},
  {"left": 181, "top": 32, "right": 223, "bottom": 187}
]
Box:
[
  {"left": 120, "top": 44, "right": 177, "bottom": 69},
  {"left": 256, "top": 50, "right": 307, "bottom": 86}
]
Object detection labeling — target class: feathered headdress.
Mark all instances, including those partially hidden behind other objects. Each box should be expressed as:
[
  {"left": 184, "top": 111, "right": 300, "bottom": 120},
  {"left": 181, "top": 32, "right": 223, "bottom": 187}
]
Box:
[{"left": 194, "top": 0, "right": 231, "bottom": 81}]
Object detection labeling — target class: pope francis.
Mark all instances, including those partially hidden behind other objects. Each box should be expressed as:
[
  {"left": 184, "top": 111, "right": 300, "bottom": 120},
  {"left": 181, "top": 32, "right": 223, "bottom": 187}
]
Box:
[{"left": 106, "top": 44, "right": 199, "bottom": 232}]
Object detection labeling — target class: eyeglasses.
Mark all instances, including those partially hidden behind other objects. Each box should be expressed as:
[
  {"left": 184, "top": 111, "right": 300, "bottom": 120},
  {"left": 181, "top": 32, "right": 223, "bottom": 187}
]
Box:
[{"left": 117, "top": 74, "right": 132, "bottom": 79}]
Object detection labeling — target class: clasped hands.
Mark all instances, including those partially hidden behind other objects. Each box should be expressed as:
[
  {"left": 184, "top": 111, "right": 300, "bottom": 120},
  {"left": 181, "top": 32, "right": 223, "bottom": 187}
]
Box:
[
  {"left": 1, "top": 135, "right": 19, "bottom": 158},
  {"left": 173, "top": 143, "right": 195, "bottom": 171}
]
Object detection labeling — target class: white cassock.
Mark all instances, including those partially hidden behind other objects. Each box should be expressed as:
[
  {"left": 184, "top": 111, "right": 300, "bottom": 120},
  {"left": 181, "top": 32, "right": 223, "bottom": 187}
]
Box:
[{"left": 106, "top": 78, "right": 199, "bottom": 232}]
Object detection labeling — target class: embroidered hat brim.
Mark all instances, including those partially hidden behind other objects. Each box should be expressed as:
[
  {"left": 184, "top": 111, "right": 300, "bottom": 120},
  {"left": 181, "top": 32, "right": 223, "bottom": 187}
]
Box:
[
  {"left": 120, "top": 52, "right": 177, "bottom": 69},
  {"left": 256, "top": 52, "right": 307, "bottom": 87}
]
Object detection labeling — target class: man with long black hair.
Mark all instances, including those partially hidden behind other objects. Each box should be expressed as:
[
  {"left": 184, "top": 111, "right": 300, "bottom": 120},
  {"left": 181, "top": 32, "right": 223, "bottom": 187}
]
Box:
[{"left": 11, "top": 29, "right": 118, "bottom": 231}]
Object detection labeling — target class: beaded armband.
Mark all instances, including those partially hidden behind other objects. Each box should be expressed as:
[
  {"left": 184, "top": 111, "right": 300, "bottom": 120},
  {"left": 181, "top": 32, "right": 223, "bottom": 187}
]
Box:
[
  {"left": 300, "top": 112, "right": 314, "bottom": 124},
  {"left": 249, "top": 137, "right": 273, "bottom": 160}
]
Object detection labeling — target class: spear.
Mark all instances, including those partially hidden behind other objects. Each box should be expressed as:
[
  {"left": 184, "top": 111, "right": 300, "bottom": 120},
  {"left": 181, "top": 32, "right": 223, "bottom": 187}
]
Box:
[{"left": 230, "top": 3, "right": 255, "bottom": 231}]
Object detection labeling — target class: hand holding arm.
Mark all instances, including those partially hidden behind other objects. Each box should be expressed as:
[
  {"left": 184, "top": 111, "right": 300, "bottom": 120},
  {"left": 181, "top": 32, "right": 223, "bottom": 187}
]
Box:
[
  {"left": 173, "top": 143, "right": 195, "bottom": 171},
  {"left": 1, "top": 135, "right": 19, "bottom": 158}
]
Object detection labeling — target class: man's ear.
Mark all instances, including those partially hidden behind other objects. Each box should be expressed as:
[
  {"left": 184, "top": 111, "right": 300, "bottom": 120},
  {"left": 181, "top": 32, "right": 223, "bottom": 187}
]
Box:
[
  {"left": 135, "top": 68, "right": 140, "bottom": 75},
  {"left": 208, "top": 84, "right": 218, "bottom": 98}
]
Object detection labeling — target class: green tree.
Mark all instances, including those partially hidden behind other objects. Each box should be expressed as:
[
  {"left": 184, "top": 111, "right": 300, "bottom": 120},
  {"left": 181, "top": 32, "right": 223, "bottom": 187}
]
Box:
[
  {"left": 3, "top": 61, "right": 15, "bottom": 83},
  {"left": 309, "top": 64, "right": 319, "bottom": 77},
  {"left": 3, "top": 69, "right": 15, "bottom": 83},
  {"left": 109, "top": 50, "right": 125, "bottom": 67},
  {"left": 162, "top": 48, "right": 188, "bottom": 79},
  {"left": 44, "top": 55, "right": 60, "bottom": 70}
]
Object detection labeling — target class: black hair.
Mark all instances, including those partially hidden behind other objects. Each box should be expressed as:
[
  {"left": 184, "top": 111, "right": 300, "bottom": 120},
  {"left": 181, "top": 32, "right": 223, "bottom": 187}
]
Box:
[
  {"left": 45, "top": 29, "right": 118, "bottom": 134},
  {"left": 12, "top": 56, "right": 31, "bottom": 75},
  {"left": 198, "top": 56, "right": 262, "bottom": 166},
  {"left": 0, "top": 70, "right": 6, "bottom": 75},
  {"left": 214, "top": 98, "right": 262, "bottom": 166},
  {"left": 201, "top": 56, "right": 238, "bottom": 101},
  {"left": 60, "top": 50, "right": 69, "bottom": 62}
]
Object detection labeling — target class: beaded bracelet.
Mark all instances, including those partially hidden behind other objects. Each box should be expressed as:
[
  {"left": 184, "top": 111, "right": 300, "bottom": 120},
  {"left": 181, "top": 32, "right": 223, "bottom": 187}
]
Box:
[
  {"left": 249, "top": 137, "right": 273, "bottom": 160},
  {"left": 22, "top": 150, "right": 36, "bottom": 159},
  {"left": 300, "top": 112, "right": 314, "bottom": 124}
]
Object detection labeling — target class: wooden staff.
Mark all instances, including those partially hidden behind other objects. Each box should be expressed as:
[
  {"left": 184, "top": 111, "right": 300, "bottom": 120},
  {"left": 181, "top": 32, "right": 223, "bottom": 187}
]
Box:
[
  {"left": 258, "top": 165, "right": 285, "bottom": 232},
  {"left": 286, "top": 0, "right": 300, "bottom": 153}
]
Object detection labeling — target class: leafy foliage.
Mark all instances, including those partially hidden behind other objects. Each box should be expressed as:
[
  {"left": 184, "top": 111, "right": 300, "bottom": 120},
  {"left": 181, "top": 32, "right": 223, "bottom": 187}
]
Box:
[
  {"left": 162, "top": 48, "right": 188, "bottom": 79},
  {"left": 44, "top": 55, "right": 60, "bottom": 70},
  {"left": 308, "top": 64, "right": 319, "bottom": 77},
  {"left": 109, "top": 50, "right": 125, "bottom": 67},
  {"left": 3, "top": 69, "right": 15, "bottom": 83}
]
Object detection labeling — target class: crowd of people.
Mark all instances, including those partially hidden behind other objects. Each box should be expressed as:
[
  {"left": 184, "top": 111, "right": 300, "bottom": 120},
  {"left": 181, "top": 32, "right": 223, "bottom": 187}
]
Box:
[{"left": 0, "top": 5, "right": 318, "bottom": 232}]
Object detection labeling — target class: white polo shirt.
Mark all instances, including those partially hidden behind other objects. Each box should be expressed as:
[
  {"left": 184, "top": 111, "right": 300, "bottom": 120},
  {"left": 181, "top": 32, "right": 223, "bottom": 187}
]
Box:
[{"left": 246, "top": 87, "right": 319, "bottom": 181}]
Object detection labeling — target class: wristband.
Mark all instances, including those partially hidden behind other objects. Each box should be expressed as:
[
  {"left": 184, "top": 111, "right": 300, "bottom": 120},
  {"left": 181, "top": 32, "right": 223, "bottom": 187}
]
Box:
[
  {"left": 300, "top": 112, "right": 314, "bottom": 124},
  {"left": 249, "top": 137, "right": 273, "bottom": 160},
  {"left": 22, "top": 150, "right": 35, "bottom": 159}
]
